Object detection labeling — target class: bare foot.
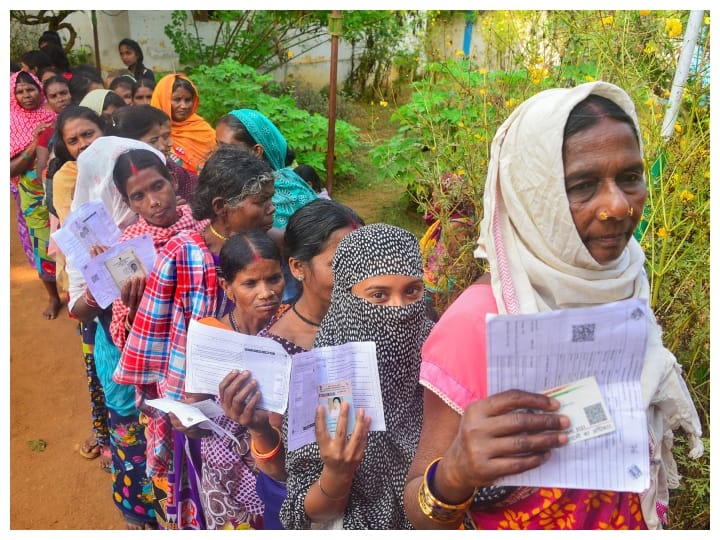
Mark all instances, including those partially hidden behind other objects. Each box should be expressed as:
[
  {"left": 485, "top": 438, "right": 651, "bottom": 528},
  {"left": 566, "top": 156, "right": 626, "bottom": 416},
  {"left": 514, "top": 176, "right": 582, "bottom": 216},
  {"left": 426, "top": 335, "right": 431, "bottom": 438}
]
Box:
[{"left": 43, "top": 295, "right": 63, "bottom": 320}]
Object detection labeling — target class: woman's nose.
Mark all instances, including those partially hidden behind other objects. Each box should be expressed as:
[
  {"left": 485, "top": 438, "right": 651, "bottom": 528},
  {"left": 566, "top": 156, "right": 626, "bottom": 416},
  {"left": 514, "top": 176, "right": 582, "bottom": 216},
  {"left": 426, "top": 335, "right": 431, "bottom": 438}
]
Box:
[{"left": 597, "top": 179, "right": 630, "bottom": 220}]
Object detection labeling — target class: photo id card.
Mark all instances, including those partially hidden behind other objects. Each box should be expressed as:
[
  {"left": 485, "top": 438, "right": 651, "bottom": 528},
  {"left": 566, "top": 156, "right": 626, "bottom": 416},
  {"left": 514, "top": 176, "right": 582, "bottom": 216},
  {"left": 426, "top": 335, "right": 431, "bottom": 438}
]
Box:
[
  {"left": 318, "top": 380, "right": 354, "bottom": 438},
  {"left": 103, "top": 247, "right": 146, "bottom": 289},
  {"left": 543, "top": 376, "right": 615, "bottom": 444}
]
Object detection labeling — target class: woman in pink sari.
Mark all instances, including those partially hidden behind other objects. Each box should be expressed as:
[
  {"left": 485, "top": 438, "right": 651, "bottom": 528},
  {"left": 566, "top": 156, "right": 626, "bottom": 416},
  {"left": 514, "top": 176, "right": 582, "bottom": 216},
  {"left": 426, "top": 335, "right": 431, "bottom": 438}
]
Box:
[
  {"left": 9, "top": 70, "right": 61, "bottom": 318},
  {"left": 403, "top": 82, "right": 703, "bottom": 530}
]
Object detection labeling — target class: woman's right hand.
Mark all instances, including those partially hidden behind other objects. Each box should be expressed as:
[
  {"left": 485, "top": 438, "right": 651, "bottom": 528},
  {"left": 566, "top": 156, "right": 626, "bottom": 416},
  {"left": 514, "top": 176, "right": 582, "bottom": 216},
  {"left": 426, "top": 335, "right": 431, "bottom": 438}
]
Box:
[
  {"left": 218, "top": 369, "right": 270, "bottom": 430},
  {"left": 438, "top": 389, "right": 569, "bottom": 494},
  {"left": 316, "top": 402, "right": 371, "bottom": 482}
]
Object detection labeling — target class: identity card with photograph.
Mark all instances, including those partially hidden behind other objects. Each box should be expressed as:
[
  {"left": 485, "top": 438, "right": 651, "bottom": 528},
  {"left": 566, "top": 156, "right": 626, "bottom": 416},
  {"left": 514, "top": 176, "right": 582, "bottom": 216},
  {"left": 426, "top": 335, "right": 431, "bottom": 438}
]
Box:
[{"left": 319, "top": 380, "right": 354, "bottom": 437}]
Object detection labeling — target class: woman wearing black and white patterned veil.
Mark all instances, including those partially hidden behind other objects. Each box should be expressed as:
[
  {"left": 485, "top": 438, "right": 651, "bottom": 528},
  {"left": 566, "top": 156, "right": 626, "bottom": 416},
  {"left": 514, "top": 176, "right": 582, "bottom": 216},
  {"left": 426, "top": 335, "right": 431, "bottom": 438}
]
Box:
[{"left": 279, "top": 223, "right": 435, "bottom": 529}]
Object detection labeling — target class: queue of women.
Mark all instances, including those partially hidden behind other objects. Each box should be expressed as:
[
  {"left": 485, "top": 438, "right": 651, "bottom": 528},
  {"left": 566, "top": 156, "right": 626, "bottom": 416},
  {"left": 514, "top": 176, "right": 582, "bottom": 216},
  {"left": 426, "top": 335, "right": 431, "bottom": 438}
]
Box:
[{"left": 10, "top": 33, "right": 703, "bottom": 530}]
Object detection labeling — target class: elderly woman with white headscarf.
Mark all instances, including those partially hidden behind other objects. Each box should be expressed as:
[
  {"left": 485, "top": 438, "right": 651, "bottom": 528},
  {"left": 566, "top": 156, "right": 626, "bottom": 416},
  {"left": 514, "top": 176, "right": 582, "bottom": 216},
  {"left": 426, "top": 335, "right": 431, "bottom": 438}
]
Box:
[{"left": 403, "top": 81, "right": 703, "bottom": 530}]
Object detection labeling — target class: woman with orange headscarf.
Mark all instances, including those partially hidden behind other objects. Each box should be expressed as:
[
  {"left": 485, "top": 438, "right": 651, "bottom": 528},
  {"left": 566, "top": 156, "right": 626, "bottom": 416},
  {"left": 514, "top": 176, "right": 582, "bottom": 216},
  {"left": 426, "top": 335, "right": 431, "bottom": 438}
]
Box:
[{"left": 151, "top": 74, "right": 215, "bottom": 175}]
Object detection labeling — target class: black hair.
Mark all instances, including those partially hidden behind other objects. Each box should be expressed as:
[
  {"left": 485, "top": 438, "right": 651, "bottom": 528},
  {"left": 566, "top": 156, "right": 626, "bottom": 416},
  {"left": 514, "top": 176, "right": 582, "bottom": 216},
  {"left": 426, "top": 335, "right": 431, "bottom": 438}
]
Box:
[
  {"left": 47, "top": 105, "right": 105, "bottom": 174},
  {"left": 39, "top": 43, "right": 70, "bottom": 72},
  {"left": 43, "top": 75, "right": 70, "bottom": 96},
  {"left": 109, "top": 75, "right": 136, "bottom": 92},
  {"left": 285, "top": 147, "right": 296, "bottom": 167},
  {"left": 191, "top": 145, "right": 274, "bottom": 221},
  {"left": 68, "top": 65, "right": 105, "bottom": 104},
  {"left": 20, "top": 50, "right": 53, "bottom": 71},
  {"left": 113, "top": 148, "right": 172, "bottom": 200},
  {"left": 118, "top": 39, "right": 148, "bottom": 80},
  {"left": 172, "top": 76, "right": 197, "bottom": 100},
  {"left": 109, "top": 104, "right": 169, "bottom": 139},
  {"left": 293, "top": 164, "right": 324, "bottom": 192},
  {"left": 38, "top": 66, "right": 62, "bottom": 81},
  {"left": 132, "top": 77, "right": 156, "bottom": 99},
  {"left": 11, "top": 61, "right": 21, "bottom": 72},
  {"left": 285, "top": 199, "right": 364, "bottom": 262},
  {"left": 14, "top": 70, "right": 40, "bottom": 90},
  {"left": 39, "top": 30, "right": 62, "bottom": 48},
  {"left": 220, "top": 229, "right": 282, "bottom": 283},
  {"left": 216, "top": 114, "right": 257, "bottom": 146},
  {"left": 102, "top": 90, "right": 128, "bottom": 113},
  {"left": 564, "top": 94, "right": 638, "bottom": 143}
]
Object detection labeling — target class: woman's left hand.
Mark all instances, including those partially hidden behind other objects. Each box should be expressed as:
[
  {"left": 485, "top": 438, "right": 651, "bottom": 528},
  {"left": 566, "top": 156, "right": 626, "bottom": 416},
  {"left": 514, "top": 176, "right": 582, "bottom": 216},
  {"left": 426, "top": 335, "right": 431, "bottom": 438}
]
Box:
[{"left": 168, "top": 411, "right": 212, "bottom": 439}]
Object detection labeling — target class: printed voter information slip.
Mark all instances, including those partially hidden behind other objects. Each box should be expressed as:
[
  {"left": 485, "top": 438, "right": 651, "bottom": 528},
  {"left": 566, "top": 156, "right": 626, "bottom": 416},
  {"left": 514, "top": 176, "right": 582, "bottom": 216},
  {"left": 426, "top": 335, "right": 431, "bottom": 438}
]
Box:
[{"left": 542, "top": 376, "right": 615, "bottom": 444}]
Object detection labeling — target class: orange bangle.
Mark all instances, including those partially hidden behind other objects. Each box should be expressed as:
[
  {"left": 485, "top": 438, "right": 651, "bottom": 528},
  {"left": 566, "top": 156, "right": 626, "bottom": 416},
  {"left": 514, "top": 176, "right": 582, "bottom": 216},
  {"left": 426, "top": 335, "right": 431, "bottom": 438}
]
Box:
[{"left": 251, "top": 425, "right": 282, "bottom": 461}]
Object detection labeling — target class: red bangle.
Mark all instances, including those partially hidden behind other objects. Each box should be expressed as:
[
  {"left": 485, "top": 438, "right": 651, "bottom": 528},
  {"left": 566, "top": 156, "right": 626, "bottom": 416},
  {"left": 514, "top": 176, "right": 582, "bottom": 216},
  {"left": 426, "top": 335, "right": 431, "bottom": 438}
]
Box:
[{"left": 84, "top": 289, "right": 99, "bottom": 308}]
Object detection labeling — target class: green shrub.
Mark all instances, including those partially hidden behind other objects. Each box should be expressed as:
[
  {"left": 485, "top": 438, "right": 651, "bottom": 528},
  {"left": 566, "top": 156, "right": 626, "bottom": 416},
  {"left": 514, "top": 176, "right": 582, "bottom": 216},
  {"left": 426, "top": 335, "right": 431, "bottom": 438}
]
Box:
[{"left": 189, "top": 59, "right": 361, "bottom": 179}]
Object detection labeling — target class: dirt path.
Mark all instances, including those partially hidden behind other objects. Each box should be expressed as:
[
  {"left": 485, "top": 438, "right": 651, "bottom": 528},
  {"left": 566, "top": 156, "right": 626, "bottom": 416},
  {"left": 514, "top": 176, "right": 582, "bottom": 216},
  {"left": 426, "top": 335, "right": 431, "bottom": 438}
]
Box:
[{"left": 8, "top": 209, "right": 124, "bottom": 530}]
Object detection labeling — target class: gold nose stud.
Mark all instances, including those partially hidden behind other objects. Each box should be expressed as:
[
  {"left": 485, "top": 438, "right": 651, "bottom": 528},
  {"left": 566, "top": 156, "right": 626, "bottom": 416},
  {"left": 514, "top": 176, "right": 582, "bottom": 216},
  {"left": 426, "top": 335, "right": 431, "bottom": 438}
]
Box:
[
  {"left": 628, "top": 207, "right": 634, "bottom": 216},
  {"left": 599, "top": 211, "right": 609, "bottom": 221}
]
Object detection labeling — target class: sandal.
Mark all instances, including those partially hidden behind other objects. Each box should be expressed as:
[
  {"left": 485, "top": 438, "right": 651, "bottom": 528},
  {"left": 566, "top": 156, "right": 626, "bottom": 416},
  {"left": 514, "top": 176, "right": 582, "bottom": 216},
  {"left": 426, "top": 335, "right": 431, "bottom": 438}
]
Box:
[
  {"left": 99, "top": 446, "right": 112, "bottom": 473},
  {"left": 77, "top": 436, "right": 101, "bottom": 459}
]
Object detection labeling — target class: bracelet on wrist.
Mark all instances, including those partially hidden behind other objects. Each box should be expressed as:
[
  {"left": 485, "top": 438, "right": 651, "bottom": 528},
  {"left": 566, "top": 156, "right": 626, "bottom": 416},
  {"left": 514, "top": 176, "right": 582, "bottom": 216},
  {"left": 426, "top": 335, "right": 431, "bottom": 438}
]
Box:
[
  {"left": 317, "top": 475, "right": 350, "bottom": 501},
  {"left": 250, "top": 425, "right": 282, "bottom": 461},
  {"left": 20, "top": 151, "right": 33, "bottom": 162},
  {"left": 124, "top": 312, "right": 133, "bottom": 332},
  {"left": 417, "top": 457, "right": 476, "bottom": 524},
  {"left": 84, "top": 289, "right": 99, "bottom": 308}
]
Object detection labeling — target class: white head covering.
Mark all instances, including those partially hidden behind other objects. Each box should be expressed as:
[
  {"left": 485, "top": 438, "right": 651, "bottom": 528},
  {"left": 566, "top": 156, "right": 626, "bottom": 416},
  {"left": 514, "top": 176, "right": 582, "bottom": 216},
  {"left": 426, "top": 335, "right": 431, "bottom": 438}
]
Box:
[
  {"left": 72, "top": 136, "right": 166, "bottom": 230},
  {"left": 476, "top": 81, "right": 702, "bottom": 528}
]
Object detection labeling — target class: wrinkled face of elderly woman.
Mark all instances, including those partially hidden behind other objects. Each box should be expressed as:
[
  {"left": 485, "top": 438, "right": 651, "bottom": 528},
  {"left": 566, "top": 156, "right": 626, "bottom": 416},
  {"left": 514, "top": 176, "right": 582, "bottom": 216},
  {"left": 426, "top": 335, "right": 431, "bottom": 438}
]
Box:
[{"left": 563, "top": 117, "right": 647, "bottom": 264}]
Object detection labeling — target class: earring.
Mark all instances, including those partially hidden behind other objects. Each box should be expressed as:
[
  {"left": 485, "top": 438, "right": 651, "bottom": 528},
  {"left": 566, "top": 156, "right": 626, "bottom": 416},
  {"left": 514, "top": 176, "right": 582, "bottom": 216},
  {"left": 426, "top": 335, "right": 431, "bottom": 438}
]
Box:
[
  {"left": 628, "top": 207, "right": 634, "bottom": 217},
  {"left": 297, "top": 275, "right": 304, "bottom": 282},
  {"left": 598, "top": 211, "right": 608, "bottom": 221}
]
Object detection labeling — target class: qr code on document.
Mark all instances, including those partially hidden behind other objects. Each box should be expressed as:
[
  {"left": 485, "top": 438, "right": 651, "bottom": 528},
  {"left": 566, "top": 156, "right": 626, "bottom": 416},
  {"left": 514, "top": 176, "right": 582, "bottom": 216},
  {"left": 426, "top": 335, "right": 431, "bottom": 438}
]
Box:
[
  {"left": 583, "top": 402, "right": 608, "bottom": 425},
  {"left": 571, "top": 323, "right": 595, "bottom": 342}
]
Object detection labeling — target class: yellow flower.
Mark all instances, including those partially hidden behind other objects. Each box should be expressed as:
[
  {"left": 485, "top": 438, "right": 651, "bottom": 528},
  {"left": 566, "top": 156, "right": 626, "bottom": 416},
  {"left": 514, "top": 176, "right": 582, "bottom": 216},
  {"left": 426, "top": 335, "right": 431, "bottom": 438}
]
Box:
[
  {"left": 644, "top": 43, "right": 658, "bottom": 54},
  {"left": 479, "top": 88, "right": 486, "bottom": 96},
  {"left": 680, "top": 190, "right": 695, "bottom": 202},
  {"left": 666, "top": 18, "right": 682, "bottom": 38},
  {"left": 655, "top": 113, "right": 662, "bottom": 119},
  {"left": 657, "top": 227, "right": 669, "bottom": 238},
  {"left": 479, "top": 68, "right": 488, "bottom": 75},
  {"left": 584, "top": 75, "right": 595, "bottom": 82},
  {"left": 674, "top": 123, "right": 682, "bottom": 133},
  {"left": 639, "top": 10, "right": 651, "bottom": 16},
  {"left": 663, "top": 89, "right": 671, "bottom": 98},
  {"left": 505, "top": 98, "right": 517, "bottom": 108},
  {"left": 457, "top": 169, "right": 466, "bottom": 176},
  {"left": 473, "top": 133, "right": 483, "bottom": 140},
  {"left": 704, "top": 16, "right": 710, "bottom": 25},
  {"left": 601, "top": 16, "right": 614, "bottom": 26},
  {"left": 704, "top": 171, "right": 710, "bottom": 179},
  {"left": 379, "top": 100, "right": 388, "bottom": 108},
  {"left": 457, "top": 121, "right": 464, "bottom": 128},
  {"left": 287, "top": 50, "right": 294, "bottom": 59},
  {"left": 455, "top": 49, "right": 465, "bottom": 57},
  {"left": 644, "top": 97, "right": 655, "bottom": 106}
]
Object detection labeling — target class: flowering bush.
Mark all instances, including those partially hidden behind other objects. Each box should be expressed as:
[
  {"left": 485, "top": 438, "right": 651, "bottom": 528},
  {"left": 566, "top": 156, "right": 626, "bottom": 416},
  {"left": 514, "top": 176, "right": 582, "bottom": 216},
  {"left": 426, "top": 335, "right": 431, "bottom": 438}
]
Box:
[{"left": 372, "top": 10, "right": 709, "bottom": 528}]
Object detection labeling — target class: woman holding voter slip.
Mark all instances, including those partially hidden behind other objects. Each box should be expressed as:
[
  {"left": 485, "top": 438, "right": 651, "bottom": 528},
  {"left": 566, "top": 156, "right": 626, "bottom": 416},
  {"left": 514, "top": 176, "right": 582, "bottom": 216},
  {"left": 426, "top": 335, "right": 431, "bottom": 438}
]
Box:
[
  {"left": 219, "top": 198, "right": 364, "bottom": 529},
  {"left": 177, "top": 230, "right": 285, "bottom": 529},
  {"left": 402, "top": 82, "right": 703, "bottom": 529},
  {"left": 113, "top": 145, "right": 277, "bottom": 529},
  {"left": 274, "top": 223, "right": 434, "bottom": 529}
]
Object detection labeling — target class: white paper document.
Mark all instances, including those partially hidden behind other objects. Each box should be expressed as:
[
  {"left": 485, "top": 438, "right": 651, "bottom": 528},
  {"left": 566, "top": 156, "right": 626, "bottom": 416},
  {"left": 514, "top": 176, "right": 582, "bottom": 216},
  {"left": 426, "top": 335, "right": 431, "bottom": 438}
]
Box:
[
  {"left": 486, "top": 298, "right": 650, "bottom": 492},
  {"left": 51, "top": 200, "right": 121, "bottom": 268},
  {"left": 145, "top": 397, "right": 238, "bottom": 444},
  {"left": 184, "top": 318, "right": 292, "bottom": 414},
  {"left": 81, "top": 234, "right": 156, "bottom": 309},
  {"left": 287, "top": 342, "right": 386, "bottom": 452}
]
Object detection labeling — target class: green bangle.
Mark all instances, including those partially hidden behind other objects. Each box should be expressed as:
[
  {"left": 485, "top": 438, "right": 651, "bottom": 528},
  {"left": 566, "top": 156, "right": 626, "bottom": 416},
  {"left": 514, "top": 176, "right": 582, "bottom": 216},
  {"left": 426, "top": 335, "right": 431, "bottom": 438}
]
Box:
[{"left": 20, "top": 151, "right": 32, "bottom": 161}]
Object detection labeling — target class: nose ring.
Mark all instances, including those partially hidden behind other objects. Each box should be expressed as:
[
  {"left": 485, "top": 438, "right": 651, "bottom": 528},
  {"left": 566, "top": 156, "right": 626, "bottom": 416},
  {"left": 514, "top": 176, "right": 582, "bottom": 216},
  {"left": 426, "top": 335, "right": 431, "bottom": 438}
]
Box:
[
  {"left": 628, "top": 207, "right": 634, "bottom": 217},
  {"left": 599, "top": 211, "right": 609, "bottom": 221}
]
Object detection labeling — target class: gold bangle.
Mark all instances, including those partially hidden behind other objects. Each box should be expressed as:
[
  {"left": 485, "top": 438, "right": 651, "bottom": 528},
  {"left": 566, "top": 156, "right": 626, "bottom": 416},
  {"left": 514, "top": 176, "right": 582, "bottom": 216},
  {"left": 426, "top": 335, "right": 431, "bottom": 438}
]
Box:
[
  {"left": 417, "top": 457, "right": 476, "bottom": 524},
  {"left": 317, "top": 475, "right": 350, "bottom": 501},
  {"left": 250, "top": 425, "right": 282, "bottom": 461},
  {"left": 124, "top": 312, "right": 133, "bottom": 332}
]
